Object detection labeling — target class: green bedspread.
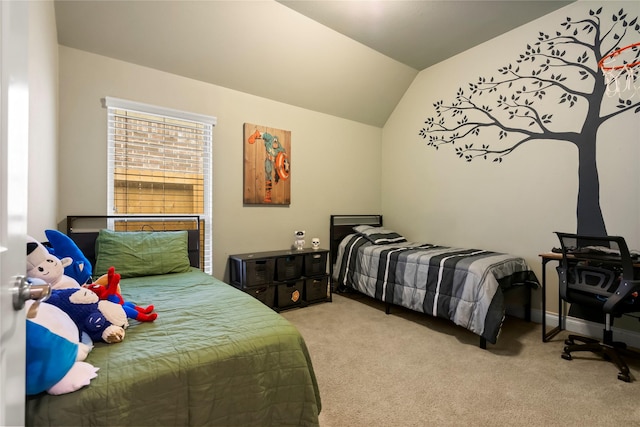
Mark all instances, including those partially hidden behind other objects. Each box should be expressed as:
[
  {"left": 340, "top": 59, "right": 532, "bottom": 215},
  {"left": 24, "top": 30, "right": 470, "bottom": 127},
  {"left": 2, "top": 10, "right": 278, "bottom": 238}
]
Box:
[{"left": 26, "top": 268, "right": 321, "bottom": 426}]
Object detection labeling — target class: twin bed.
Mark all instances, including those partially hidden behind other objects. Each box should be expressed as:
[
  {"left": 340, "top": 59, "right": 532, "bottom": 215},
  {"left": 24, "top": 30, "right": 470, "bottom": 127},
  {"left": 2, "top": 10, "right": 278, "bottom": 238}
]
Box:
[
  {"left": 330, "top": 215, "right": 539, "bottom": 348},
  {"left": 26, "top": 216, "right": 321, "bottom": 426}
]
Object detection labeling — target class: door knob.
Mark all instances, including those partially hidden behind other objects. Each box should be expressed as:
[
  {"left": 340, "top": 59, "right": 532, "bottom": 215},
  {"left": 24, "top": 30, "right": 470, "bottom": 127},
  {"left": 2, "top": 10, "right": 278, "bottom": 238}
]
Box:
[{"left": 12, "top": 275, "right": 51, "bottom": 318}]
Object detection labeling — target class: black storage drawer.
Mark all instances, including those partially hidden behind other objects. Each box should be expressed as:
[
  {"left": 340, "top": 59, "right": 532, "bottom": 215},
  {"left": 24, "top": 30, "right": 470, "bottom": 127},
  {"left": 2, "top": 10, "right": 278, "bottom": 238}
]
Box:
[
  {"left": 277, "top": 280, "right": 304, "bottom": 308},
  {"left": 304, "top": 276, "right": 329, "bottom": 303},
  {"left": 232, "top": 258, "right": 275, "bottom": 287},
  {"left": 243, "top": 285, "right": 276, "bottom": 308},
  {"left": 275, "top": 255, "right": 303, "bottom": 281},
  {"left": 304, "top": 252, "right": 328, "bottom": 277}
]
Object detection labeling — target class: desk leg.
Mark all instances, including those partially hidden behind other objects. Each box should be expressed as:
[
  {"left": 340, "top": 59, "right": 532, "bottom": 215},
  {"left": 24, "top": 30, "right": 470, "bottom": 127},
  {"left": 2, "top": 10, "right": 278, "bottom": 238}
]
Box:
[
  {"left": 541, "top": 258, "right": 563, "bottom": 342},
  {"left": 541, "top": 258, "right": 546, "bottom": 341}
]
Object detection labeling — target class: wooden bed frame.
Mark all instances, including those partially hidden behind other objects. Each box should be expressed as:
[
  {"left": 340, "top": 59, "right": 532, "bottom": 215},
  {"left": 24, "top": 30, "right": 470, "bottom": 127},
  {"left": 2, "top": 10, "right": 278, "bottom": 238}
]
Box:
[
  {"left": 329, "top": 214, "right": 533, "bottom": 349},
  {"left": 65, "top": 215, "right": 202, "bottom": 269}
]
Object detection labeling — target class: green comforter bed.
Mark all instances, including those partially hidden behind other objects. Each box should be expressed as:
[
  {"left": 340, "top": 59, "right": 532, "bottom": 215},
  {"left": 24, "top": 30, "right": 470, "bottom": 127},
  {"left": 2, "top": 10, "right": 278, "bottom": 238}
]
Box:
[{"left": 26, "top": 268, "right": 321, "bottom": 426}]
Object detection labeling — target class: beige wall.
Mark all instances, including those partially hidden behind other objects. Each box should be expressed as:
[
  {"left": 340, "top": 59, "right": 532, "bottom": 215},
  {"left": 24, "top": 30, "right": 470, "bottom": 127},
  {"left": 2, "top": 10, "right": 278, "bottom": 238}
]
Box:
[
  {"left": 27, "top": 1, "right": 58, "bottom": 240},
  {"left": 383, "top": 1, "right": 640, "bottom": 331},
  {"left": 57, "top": 46, "right": 382, "bottom": 279}
]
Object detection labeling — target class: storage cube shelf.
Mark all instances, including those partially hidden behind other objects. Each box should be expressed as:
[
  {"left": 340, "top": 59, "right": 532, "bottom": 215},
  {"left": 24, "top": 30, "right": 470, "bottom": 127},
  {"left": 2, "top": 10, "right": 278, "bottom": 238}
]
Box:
[{"left": 228, "top": 248, "right": 330, "bottom": 311}]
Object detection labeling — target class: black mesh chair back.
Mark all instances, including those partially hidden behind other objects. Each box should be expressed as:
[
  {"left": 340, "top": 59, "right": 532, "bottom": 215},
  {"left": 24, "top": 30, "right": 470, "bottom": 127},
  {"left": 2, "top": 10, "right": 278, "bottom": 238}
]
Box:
[{"left": 556, "top": 232, "right": 636, "bottom": 314}]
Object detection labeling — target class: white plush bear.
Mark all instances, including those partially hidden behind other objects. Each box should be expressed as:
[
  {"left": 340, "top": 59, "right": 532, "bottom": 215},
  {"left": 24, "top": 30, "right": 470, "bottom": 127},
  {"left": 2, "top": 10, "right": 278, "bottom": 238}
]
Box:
[{"left": 26, "top": 235, "right": 81, "bottom": 290}]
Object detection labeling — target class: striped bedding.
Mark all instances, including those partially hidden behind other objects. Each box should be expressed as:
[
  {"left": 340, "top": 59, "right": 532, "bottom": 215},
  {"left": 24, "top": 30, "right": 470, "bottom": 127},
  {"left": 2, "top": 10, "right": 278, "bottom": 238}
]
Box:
[{"left": 333, "top": 234, "right": 539, "bottom": 344}]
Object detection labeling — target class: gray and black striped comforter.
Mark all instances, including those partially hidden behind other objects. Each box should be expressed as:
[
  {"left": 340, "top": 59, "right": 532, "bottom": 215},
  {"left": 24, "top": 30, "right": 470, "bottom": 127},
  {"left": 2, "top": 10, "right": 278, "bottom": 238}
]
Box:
[{"left": 333, "top": 234, "right": 539, "bottom": 344}]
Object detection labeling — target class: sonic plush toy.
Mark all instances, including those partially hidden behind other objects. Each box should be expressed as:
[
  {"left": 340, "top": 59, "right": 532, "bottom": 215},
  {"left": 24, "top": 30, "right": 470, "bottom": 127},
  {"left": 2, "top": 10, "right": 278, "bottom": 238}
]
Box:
[
  {"left": 44, "top": 229, "right": 92, "bottom": 285},
  {"left": 46, "top": 287, "right": 129, "bottom": 344}
]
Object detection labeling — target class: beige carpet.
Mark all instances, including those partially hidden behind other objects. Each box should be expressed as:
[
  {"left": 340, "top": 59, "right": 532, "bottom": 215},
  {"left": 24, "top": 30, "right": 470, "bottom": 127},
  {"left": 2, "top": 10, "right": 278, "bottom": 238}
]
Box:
[{"left": 281, "top": 293, "right": 640, "bottom": 427}]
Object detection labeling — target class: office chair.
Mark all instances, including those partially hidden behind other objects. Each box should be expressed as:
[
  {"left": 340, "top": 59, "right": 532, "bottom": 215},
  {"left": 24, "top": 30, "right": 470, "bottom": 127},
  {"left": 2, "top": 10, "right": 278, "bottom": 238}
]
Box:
[{"left": 555, "top": 232, "right": 640, "bottom": 382}]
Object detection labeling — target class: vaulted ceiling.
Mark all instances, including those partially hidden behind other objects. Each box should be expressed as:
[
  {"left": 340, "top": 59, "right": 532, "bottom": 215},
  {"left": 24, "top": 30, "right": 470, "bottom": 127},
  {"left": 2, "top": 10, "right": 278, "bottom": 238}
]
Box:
[{"left": 54, "top": 0, "right": 573, "bottom": 127}]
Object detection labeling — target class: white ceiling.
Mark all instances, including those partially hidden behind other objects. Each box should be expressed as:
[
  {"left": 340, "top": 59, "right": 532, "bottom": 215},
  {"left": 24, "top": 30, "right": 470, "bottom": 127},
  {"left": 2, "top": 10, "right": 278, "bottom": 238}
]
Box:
[
  {"left": 54, "top": 0, "right": 573, "bottom": 127},
  {"left": 278, "top": 1, "right": 574, "bottom": 71}
]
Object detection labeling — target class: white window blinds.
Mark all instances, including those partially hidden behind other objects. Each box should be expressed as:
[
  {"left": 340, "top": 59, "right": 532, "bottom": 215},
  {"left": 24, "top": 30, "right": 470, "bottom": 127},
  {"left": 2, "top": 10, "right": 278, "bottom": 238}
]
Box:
[{"left": 105, "top": 97, "right": 215, "bottom": 273}]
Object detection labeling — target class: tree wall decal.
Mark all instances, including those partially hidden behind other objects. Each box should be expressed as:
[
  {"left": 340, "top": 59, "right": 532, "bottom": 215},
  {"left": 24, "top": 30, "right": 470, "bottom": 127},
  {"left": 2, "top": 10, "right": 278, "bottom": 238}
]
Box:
[{"left": 418, "top": 7, "right": 640, "bottom": 237}]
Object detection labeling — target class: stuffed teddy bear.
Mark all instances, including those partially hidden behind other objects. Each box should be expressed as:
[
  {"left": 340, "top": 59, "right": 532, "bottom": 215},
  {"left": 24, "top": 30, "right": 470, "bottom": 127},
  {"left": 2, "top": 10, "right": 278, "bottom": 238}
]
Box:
[
  {"left": 27, "top": 236, "right": 81, "bottom": 290},
  {"left": 44, "top": 229, "right": 92, "bottom": 285},
  {"left": 46, "top": 287, "right": 129, "bottom": 344},
  {"left": 25, "top": 283, "right": 98, "bottom": 395},
  {"left": 84, "top": 266, "right": 157, "bottom": 322}
]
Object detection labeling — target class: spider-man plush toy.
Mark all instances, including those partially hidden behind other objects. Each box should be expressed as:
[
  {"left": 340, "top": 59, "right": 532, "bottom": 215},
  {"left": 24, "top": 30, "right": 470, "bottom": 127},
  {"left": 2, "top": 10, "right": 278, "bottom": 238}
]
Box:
[{"left": 83, "top": 267, "right": 157, "bottom": 322}]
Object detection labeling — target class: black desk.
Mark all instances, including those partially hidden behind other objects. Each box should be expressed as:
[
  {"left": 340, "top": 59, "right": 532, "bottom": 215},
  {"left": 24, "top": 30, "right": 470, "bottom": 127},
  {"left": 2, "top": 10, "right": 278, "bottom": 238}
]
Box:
[{"left": 539, "top": 252, "right": 640, "bottom": 342}]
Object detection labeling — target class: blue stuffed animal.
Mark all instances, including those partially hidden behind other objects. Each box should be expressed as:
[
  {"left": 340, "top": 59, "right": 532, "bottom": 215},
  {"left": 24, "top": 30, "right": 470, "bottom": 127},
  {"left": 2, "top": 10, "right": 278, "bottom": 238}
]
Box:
[
  {"left": 45, "top": 229, "right": 92, "bottom": 285},
  {"left": 46, "top": 287, "right": 129, "bottom": 344},
  {"left": 25, "top": 292, "right": 98, "bottom": 395}
]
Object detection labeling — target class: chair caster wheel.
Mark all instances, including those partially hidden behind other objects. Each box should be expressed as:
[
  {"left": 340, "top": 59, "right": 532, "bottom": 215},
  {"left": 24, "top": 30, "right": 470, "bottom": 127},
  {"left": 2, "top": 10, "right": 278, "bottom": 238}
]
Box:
[
  {"left": 561, "top": 352, "right": 572, "bottom": 361},
  {"left": 618, "top": 373, "right": 631, "bottom": 382}
]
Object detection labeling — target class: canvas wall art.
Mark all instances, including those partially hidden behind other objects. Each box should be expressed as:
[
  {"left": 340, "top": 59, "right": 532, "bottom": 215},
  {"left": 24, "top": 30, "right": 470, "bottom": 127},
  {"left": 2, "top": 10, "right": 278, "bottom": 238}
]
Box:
[{"left": 243, "top": 123, "right": 291, "bottom": 205}]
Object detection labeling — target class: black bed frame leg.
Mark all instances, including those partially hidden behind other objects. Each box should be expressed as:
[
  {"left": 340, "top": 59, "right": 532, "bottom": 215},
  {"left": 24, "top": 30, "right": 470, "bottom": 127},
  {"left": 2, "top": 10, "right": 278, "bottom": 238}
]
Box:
[
  {"left": 525, "top": 282, "right": 533, "bottom": 322},
  {"left": 480, "top": 337, "right": 487, "bottom": 349},
  {"left": 385, "top": 302, "right": 391, "bottom": 315}
]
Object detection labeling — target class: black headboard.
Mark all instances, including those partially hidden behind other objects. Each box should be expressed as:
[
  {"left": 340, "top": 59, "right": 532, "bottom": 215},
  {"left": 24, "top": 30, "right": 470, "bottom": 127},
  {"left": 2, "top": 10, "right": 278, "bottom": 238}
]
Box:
[
  {"left": 329, "top": 214, "right": 383, "bottom": 280},
  {"left": 66, "top": 215, "right": 201, "bottom": 270}
]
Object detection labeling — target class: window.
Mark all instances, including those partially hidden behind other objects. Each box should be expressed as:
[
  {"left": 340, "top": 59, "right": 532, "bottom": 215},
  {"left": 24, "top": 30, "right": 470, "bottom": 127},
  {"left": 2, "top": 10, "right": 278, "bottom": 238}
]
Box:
[{"left": 105, "top": 97, "right": 215, "bottom": 274}]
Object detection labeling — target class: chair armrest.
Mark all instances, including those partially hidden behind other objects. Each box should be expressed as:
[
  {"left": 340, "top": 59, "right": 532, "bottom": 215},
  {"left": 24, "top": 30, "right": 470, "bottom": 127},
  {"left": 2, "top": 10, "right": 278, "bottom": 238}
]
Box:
[
  {"left": 603, "top": 279, "right": 640, "bottom": 312},
  {"left": 556, "top": 266, "right": 569, "bottom": 301}
]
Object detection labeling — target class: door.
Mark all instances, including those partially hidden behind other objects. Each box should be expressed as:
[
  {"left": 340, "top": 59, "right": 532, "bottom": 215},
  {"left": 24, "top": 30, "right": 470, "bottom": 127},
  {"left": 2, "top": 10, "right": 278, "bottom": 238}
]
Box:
[{"left": 0, "top": 0, "right": 29, "bottom": 425}]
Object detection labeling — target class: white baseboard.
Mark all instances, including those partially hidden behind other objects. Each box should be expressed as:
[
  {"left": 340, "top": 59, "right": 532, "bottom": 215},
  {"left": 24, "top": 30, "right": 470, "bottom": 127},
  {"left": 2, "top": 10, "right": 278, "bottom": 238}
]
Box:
[{"left": 529, "top": 309, "right": 640, "bottom": 349}]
